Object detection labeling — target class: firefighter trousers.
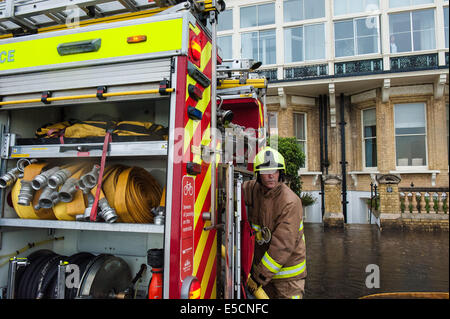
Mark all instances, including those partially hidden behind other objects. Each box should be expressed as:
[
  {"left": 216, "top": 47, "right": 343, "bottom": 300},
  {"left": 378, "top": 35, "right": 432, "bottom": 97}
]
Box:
[{"left": 263, "top": 278, "right": 305, "bottom": 299}]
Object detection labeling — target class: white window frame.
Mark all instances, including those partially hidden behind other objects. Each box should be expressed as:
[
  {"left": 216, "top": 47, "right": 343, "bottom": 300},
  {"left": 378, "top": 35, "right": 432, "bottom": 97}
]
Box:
[
  {"left": 334, "top": 16, "right": 381, "bottom": 58},
  {"left": 239, "top": 2, "right": 276, "bottom": 29},
  {"left": 333, "top": 0, "right": 381, "bottom": 16},
  {"left": 238, "top": 2, "right": 277, "bottom": 66},
  {"left": 284, "top": 22, "right": 327, "bottom": 62},
  {"left": 389, "top": 0, "right": 435, "bottom": 9},
  {"left": 393, "top": 102, "right": 428, "bottom": 170},
  {"left": 218, "top": 34, "right": 233, "bottom": 62},
  {"left": 293, "top": 112, "right": 307, "bottom": 170},
  {"left": 283, "top": 0, "right": 326, "bottom": 23},
  {"left": 361, "top": 108, "right": 378, "bottom": 171},
  {"left": 240, "top": 29, "right": 277, "bottom": 65},
  {"left": 218, "top": 8, "right": 233, "bottom": 32}
]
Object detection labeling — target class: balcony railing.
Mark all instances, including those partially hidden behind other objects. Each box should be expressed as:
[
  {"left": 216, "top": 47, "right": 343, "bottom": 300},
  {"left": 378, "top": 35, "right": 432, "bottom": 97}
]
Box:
[
  {"left": 399, "top": 187, "right": 449, "bottom": 214},
  {"left": 334, "top": 58, "right": 383, "bottom": 76},
  {"left": 284, "top": 64, "right": 328, "bottom": 80},
  {"left": 390, "top": 53, "right": 438, "bottom": 72},
  {"left": 255, "top": 68, "right": 278, "bottom": 82}
]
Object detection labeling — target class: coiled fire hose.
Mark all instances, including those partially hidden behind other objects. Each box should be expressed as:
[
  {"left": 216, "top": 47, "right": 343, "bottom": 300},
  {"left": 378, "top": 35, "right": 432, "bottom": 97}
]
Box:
[
  {"left": 102, "top": 165, "right": 163, "bottom": 223},
  {"left": 11, "top": 162, "right": 162, "bottom": 224}
]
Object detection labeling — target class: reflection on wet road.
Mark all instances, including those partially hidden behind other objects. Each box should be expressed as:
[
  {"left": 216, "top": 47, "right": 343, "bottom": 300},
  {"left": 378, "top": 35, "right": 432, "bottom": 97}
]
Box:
[{"left": 303, "top": 224, "right": 449, "bottom": 299}]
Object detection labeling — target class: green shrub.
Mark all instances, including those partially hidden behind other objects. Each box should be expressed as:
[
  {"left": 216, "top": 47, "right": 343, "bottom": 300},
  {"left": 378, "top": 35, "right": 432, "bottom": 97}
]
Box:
[{"left": 268, "top": 136, "right": 305, "bottom": 198}]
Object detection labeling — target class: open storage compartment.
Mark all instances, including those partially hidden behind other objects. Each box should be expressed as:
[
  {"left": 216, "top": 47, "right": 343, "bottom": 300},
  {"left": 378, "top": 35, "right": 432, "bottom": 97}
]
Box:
[{"left": 0, "top": 94, "right": 171, "bottom": 299}]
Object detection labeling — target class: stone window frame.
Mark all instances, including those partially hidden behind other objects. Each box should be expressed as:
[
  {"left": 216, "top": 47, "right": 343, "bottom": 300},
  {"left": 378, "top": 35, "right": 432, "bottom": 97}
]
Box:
[
  {"left": 393, "top": 101, "right": 429, "bottom": 170},
  {"left": 361, "top": 107, "right": 378, "bottom": 170},
  {"left": 293, "top": 111, "right": 307, "bottom": 169}
]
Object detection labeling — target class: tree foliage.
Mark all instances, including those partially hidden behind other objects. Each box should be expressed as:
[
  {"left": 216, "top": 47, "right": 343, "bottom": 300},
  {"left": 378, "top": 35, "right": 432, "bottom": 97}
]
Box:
[{"left": 268, "top": 136, "right": 304, "bottom": 198}]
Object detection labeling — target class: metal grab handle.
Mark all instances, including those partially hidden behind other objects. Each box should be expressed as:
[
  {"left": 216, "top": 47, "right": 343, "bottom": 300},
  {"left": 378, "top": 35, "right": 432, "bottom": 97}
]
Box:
[{"left": 59, "top": 144, "right": 107, "bottom": 153}]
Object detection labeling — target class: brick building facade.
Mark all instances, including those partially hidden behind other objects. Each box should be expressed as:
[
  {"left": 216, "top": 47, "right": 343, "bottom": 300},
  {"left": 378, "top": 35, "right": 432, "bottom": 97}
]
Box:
[{"left": 219, "top": 0, "right": 449, "bottom": 228}]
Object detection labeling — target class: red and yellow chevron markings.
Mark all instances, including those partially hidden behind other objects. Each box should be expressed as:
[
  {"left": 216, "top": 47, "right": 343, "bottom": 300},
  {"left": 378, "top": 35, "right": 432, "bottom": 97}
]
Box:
[{"left": 183, "top": 22, "right": 217, "bottom": 299}]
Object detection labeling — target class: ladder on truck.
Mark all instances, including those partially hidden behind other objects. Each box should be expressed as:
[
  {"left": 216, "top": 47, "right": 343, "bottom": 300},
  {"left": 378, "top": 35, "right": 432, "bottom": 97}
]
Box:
[{"left": 0, "top": 0, "right": 220, "bottom": 35}]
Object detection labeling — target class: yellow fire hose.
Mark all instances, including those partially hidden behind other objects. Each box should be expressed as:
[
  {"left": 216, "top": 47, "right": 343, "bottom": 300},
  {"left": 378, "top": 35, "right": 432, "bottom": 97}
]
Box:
[
  {"left": 12, "top": 163, "right": 162, "bottom": 224},
  {"left": 53, "top": 164, "right": 91, "bottom": 221},
  {"left": 12, "top": 163, "right": 55, "bottom": 220},
  {"left": 102, "top": 165, "right": 162, "bottom": 223}
]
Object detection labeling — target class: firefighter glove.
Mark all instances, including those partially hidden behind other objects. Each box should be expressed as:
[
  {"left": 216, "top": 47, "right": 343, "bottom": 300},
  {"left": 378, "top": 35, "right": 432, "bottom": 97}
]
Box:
[{"left": 247, "top": 274, "right": 269, "bottom": 299}]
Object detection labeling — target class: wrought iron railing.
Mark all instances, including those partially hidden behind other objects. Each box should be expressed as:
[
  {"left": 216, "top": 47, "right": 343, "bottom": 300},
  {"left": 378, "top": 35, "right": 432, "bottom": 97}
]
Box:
[
  {"left": 399, "top": 187, "right": 449, "bottom": 214},
  {"left": 390, "top": 53, "right": 438, "bottom": 72},
  {"left": 255, "top": 68, "right": 278, "bottom": 82},
  {"left": 334, "top": 59, "right": 383, "bottom": 76},
  {"left": 368, "top": 182, "right": 379, "bottom": 222},
  {"left": 284, "top": 64, "right": 328, "bottom": 80}
]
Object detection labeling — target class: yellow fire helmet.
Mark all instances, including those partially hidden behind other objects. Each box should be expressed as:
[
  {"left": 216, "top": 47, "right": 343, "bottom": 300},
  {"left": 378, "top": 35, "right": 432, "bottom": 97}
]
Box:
[{"left": 253, "top": 147, "right": 286, "bottom": 173}]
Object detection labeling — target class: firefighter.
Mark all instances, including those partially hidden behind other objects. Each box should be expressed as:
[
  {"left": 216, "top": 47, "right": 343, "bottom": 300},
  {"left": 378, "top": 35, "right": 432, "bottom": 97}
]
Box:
[{"left": 243, "top": 146, "right": 307, "bottom": 299}]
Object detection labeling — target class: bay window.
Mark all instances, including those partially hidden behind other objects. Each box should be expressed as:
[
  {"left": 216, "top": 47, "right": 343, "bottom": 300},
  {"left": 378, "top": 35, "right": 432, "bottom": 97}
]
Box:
[
  {"left": 284, "top": 0, "right": 325, "bottom": 22},
  {"left": 389, "top": 9, "right": 436, "bottom": 53},
  {"left": 334, "top": 16, "right": 380, "bottom": 57},
  {"left": 285, "top": 23, "right": 326, "bottom": 62},
  {"left": 241, "top": 29, "right": 276, "bottom": 65}
]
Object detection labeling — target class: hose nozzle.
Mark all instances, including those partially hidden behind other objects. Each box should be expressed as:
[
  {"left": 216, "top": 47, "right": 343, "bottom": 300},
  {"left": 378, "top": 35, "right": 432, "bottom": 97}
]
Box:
[
  {"left": 32, "top": 167, "right": 60, "bottom": 191},
  {"left": 78, "top": 165, "right": 100, "bottom": 194},
  {"left": 16, "top": 158, "right": 38, "bottom": 173},
  {"left": 48, "top": 168, "right": 72, "bottom": 190},
  {"left": 57, "top": 178, "right": 79, "bottom": 203},
  {"left": 38, "top": 185, "right": 60, "bottom": 209},
  {"left": 76, "top": 194, "right": 94, "bottom": 221},
  {"left": 18, "top": 180, "right": 35, "bottom": 206},
  {"left": 98, "top": 198, "right": 118, "bottom": 223},
  {"left": 0, "top": 167, "right": 21, "bottom": 189}
]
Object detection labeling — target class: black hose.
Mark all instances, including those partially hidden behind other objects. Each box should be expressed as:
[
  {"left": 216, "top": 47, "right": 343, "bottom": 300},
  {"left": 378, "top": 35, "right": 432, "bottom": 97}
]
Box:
[
  {"left": 16, "top": 250, "right": 130, "bottom": 299},
  {"left": 16, "top": 250, "right": 54, "bottom": 299},
  {"left": 16, "top": 250, "right": 97, "bottom": 299},
  {"left": 27, "top": 252, "right": 58, "bottom": 299},
  {"left": 36, "top": 254, "right": 67, "bottom": 299}
]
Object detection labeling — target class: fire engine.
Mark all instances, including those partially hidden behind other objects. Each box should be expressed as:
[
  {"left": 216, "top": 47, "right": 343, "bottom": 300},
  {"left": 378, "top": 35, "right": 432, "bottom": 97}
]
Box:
[{"left": 0, "top": 0, "right": 267, "bottom": 299}]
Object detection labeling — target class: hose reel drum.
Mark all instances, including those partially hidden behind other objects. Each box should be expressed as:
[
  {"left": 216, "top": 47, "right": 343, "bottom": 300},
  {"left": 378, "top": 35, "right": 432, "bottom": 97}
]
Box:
[{"left": 10, "top": 250, "right": 133, "bottom": 299}]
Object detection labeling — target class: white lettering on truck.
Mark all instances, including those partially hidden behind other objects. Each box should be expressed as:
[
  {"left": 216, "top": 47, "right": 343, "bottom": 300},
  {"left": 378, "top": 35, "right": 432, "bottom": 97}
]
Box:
[{"left": 0, "top": 50, "right": 15, "bottom": 63}]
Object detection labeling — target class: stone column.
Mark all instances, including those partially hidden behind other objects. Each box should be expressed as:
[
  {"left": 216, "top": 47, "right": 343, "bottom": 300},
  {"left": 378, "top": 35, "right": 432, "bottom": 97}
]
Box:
[
  {"left": 376, "top": 174, "right": 402, "bottom": 229},
  {"left": 323, "top": 175, "right": 344, "bottom": 227}
]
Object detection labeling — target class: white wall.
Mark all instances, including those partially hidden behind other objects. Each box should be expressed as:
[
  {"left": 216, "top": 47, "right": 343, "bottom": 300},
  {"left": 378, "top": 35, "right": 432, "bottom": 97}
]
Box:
[{"left": 303, "top": 190, "right": 376, "bottom": 224}]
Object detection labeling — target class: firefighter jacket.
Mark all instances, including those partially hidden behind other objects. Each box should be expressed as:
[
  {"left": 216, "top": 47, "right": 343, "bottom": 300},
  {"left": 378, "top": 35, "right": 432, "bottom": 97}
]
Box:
[{"left": 243, "top": 179, "right": 306, "bottom": 287}]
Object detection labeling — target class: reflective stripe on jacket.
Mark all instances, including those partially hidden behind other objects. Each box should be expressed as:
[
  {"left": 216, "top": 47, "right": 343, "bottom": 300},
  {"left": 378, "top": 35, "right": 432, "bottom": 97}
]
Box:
[{"left": 243, "top": 180, "right": 306, "bottom": 286}]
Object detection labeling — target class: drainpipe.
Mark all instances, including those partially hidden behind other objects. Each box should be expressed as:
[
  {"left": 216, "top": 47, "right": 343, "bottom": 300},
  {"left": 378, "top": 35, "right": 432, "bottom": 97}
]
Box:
[
  {"left": 324, "top": 95, "right": 329, "bottom": 175},
  {"left": 339, "top": 93, "right": 348, "bottom": 223},
  {"left": 318, "top": 95, "right": 325, "bottom": 218}
]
